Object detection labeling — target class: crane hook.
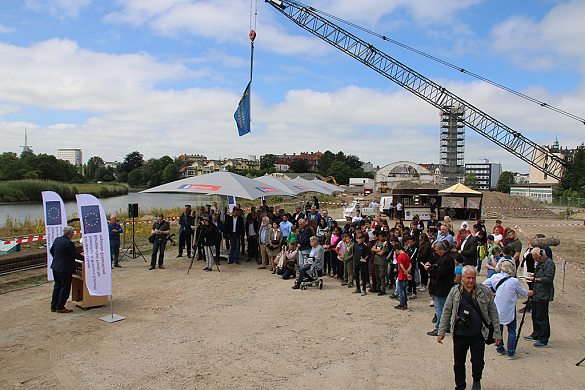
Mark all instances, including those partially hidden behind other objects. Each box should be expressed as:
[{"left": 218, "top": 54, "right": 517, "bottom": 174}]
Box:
[{"left": 249, "top": 30, "right": 257, "bottom": 42}]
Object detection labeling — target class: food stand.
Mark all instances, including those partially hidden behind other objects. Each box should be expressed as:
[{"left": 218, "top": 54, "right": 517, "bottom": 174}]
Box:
[
  {"left": 391, "top": 182, "right": 445, "bottom": 221},
  {"left": 438, "top": 183, "right": 483, "bottom": 220}
]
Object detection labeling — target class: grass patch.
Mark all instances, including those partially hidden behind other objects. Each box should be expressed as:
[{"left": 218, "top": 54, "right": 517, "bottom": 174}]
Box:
[
  {"left": 0, "top": 180, "right": 129, "bottom": 203},
  {"left": 0, "top": 274, "right": 49, "bottom": 294}
]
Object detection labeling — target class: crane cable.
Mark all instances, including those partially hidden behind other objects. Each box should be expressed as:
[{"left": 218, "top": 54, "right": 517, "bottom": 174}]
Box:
[
  {"left": 287, "top": 0, "right": 585, "bottom": 125},
  {"left": 249, "top": 0, "right": 260, "bottom": 81}
]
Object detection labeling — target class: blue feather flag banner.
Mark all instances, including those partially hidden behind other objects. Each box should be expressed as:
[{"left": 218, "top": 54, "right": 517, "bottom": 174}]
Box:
[
  {"left": 234, "top": 81, "right": 251, "bottom": 136},
  {"left": 42, "top": 191, "right": 67, "bottom": 281}
]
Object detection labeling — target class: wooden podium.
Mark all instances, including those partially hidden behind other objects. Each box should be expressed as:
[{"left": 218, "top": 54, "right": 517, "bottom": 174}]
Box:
[{"left": 71, "top": 260, "right": 109, "bottom": 309}]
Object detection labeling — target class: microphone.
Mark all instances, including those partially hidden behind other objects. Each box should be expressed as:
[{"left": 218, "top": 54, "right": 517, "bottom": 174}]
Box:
[{"left": 529, "top": 237, "right": 560, "bottom": 248}]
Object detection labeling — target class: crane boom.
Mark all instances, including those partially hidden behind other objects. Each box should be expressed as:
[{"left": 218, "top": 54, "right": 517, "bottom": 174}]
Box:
[{"left": 266, "top": 0, "right": 581, "bottom": 181}]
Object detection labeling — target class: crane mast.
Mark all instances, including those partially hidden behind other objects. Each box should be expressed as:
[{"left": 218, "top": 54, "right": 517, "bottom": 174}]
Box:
[{"left": 266, "top": 0, "right": 580, "bottom": 181}]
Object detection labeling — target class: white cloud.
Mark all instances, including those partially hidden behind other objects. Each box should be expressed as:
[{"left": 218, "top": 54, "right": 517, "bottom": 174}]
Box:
[
  {"left": 491, "top": 0, "right": 585, "bottom": 72},
  {"left": 24, "top": 0, "right": 92, "bottom": 19},
  {"left": 0, "top": 24, "right": 16, "bottom": 33}
]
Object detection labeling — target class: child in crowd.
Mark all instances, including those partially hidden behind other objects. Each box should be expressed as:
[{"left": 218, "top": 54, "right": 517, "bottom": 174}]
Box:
[
  {"left": 405, "top": 236, "right": 418, "bottom": 300},
  {"left": 352, "top": 234, "right": 372, "bottom": 296},
  {"left": 371, "top": 231, "right": 389, "bottom": 296},
  {"left": 339, "top": 234, "right": 354, "bottom": 288},
  {"left": 485, "top": 246, "right": 500, "bottom": 278},
  {"left": 393, "top": 244, "right": 411, "bottom": 310},
  {"left": 454, "top": 252, "right": 465, "bottom": 285}
]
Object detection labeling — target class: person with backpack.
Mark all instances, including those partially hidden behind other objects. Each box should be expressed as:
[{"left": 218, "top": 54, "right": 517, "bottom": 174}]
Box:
[{"left": 483, "top": 261, "right": 532, "bottom": 359}]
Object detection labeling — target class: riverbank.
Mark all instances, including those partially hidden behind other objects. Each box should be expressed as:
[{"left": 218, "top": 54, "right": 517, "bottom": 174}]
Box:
[{"left": 0, "top": 180, "right": 129, "bottom": 202}]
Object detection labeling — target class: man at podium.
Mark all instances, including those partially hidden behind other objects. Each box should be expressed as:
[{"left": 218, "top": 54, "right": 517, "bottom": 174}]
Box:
[{"left": 50, "top": 226, "right": 84, "bottom": 313}]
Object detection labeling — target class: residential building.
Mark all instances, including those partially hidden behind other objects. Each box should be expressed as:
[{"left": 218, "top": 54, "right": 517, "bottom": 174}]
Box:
[
  {"left": 56, "top": 148, "right": 82, "bottom": 167},
  {"left": 274, "top": 152, "right": 323, "bottom": 172},
  {"left": 180, "top": 157, "right": 260, "bottom": 177},
  {"left": 465, "top": 159, "right": 502, "bottom": 191}
]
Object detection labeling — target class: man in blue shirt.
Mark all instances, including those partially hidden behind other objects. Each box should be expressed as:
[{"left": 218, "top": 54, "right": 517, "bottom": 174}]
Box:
[
  {"left": 108, "top": 215, "right": 123, "bottom": 268},
  {"left": 432, "top": 224, "right": 454, "bottom": 248},
  {"left": 279, "top": 214, "right": 293, "bottom": 240}
]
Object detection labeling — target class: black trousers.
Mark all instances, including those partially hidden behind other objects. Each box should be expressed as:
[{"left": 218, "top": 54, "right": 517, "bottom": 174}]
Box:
[
  {"left": 215, "top": 239, "right": 222, "bottom": 262},
  {"left": 453, "top": 333, "right": 485, "bottom": 390},
  {"left": 51, "top": 271, "right": 72, "bottom": 310},
  {"left": 240, "top": 234, "right": 246, "bottom": 254},
  {"left": 151, "top": 238, "right": 166, "bottom": 268},
  {"left": 530, "top": 301, "right": 550, "bottom": 344},
  {"left": 247, "top": 236, "right": 258, "bottom": 260},
  {"left": 178, "top": 231, "right": 191, "bottom": 257},
  {"left": 353, "top": 262, "right": 369, "bottom": 292}
]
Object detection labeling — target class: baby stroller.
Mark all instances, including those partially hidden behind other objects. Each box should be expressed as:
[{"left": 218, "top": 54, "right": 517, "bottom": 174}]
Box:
[{"left": 299, "top": 264, "right": 324, "bottom": 290}]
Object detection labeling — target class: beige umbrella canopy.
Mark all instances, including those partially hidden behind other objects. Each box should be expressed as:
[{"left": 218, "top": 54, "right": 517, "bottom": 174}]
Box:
[{"left": 438, "top": 183, "right": 482, "bottom": 195}]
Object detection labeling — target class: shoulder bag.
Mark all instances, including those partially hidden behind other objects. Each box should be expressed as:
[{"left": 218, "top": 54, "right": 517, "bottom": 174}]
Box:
[{"left": 460, "top": 288, "right": 495, "bottom": 345}]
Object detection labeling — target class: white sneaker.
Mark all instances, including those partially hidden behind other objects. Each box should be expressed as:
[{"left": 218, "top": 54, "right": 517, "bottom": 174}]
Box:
[
  {"left": 430, "top": 300, "right": 434, "bottom": 307},
  {"left": 417, "top": 286, "right": 427, "bottom": 291},
  {"left": 410, "top": 294, "right": 417, "bottom": 299}
]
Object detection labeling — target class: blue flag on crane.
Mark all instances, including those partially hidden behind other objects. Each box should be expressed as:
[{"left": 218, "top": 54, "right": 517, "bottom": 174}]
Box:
[{"left": 234, "top": 81, "right": 251, "bottom": 136}]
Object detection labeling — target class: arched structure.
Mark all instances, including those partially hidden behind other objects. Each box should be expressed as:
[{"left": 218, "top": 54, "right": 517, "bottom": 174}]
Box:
[{"left": 375, "top": 161, "right": 433, "bottom": 190}]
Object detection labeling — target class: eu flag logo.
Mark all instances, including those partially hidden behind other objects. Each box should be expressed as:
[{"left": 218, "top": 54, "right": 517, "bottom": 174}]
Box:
[
  {"left": 234, "top": 81, "right": 251, "bottom": 136},
  {"left": 81, "top": 205, "right": 102, "bottom": 234},
  {"left": 45, "top": 201, "right": 62, "bottom": 226}
]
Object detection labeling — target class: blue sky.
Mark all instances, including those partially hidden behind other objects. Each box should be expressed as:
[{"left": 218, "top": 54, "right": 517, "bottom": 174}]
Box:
[{"left": 1, "top": 0, "right": 584, "bottom": 173}]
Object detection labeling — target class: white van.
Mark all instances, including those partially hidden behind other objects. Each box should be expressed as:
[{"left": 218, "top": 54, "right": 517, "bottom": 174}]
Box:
[{"left": 379, "top": 196, "right": 394, "bottom": 216}]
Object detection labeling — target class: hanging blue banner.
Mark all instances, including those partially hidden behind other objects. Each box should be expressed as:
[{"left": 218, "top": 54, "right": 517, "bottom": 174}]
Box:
[{"left": 234, "top": 81, "right": 251, "bottom": 136}]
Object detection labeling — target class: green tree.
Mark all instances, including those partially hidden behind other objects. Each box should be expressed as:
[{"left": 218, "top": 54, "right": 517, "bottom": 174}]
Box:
[
  {"left": 345, "top": 154, "right": 362, "bottom": 170},
  {"left": 497, "top": 171, "right": 515, "bottom": 193},
  {"left": 288, "top": 158, "right": 309, "bottom": 173},
  {"left": 260, "top": 154, "right": 276, "bottom": 170},
  {"left": 464, "top": 172, "right": 479, "bottom": 190},
  {"left": 120, "top": 151, "right": 144, "bottom": 173},
  {"left": 127, "top": 168, "right": 143, "bottom": 187},
  {"left": 117, "top": 171, "right": 129, "bottom": 183},
  {"left": 162, "top": 163, "right": 180, "bottom": 183},
  {"left": 554, "top": 143, "right": 585, "bottom": 198},
  {"left": 85, "top": 156, "right": 105, "bottom": 181},
  {"left": 95, "top": 166, "right": 115, "bottom": 182},
  {"left": 318, "top": 150, "right": 336, "bottom": 175},
  {"left": 327, "top": 160, "right": 351, "bottom": 185}
]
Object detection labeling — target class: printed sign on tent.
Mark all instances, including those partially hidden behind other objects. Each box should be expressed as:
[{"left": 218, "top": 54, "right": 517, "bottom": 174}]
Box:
[
  {"left": 76, "top": 194, "right": 112, "bottom": 296},
  {"left": 227, "top": 195, "right": 236, "bottom": 213},
  {"left": 42, "top": 191, "right": 67, "bottom": 281}
]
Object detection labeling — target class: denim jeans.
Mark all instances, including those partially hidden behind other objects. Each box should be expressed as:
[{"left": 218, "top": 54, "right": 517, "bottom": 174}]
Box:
[
  {"left": 397, "top": 279, "right": 408, "bottom": 307},
  {"left": 298, "top": 264, "right": 312, "bottom": 283},
  {"left": 496, "top": 318, "right": 517, "bottom": 356},
  {"left": 151, "top": 238, "right": 167, "bottom": 268},
  {"left": 229, "top": 233, "right": 241, "bottom": 263},
  {"left": 110, "top": 239, "right": 120, "bottom": 266},
  {"left": 434, "top": 295, "right": 448, "bottom": 331}
]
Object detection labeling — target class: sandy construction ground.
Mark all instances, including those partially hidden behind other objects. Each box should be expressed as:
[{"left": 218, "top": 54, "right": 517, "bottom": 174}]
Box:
[{"left": 1, "top": 216, "right": 585, "bottom": 389}]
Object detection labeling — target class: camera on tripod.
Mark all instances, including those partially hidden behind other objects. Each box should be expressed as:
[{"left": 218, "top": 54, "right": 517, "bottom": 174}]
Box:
[{"left": 166, "top": 233, "right": 176, "bottom": 245}]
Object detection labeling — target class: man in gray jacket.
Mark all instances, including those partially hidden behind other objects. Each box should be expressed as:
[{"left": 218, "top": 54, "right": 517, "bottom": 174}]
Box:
[
  {"left": 524, "top": 247, "right": 555, "bottom": 347},
  {"left": 437, "top": 265, "right": 501, "bottom": 390}
]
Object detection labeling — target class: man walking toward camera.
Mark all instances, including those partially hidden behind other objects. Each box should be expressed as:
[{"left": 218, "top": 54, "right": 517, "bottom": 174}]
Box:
[{"left": 437, "top": 266, "right": 501, "bottom": 390}]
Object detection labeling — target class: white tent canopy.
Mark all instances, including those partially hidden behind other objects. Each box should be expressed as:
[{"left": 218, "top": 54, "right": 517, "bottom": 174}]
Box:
[
  {"left": 253, "top": 174, "right": 311, "bottom": 195},
  {"left": 290, "top": 177, "right": 335, "bottom": 195},
  {"left": 140, "top": 171, "right": 295, "bottom": 200},
  {"left": 311, "top": 178, "right": 345, "bottom": 193}
]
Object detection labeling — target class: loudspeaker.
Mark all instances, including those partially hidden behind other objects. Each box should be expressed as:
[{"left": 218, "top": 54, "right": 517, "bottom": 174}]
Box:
[{"left": 128, "top": 203, "right": 139, "bottom": 218}]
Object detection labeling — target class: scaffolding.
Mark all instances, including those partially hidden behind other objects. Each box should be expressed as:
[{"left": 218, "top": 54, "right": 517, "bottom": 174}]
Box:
[{"left": 440, "top": 106, "right": 465, "bottom": 185}]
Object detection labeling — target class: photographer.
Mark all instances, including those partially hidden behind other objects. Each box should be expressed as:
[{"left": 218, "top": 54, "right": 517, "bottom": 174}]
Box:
[
  {"left": 438, "top": 266, "right": 501, "bottom": 390},
  {"left": 177, "top": 208, "right": 193, "bottom": 258},
  {"left": 150, "top": 214, "right": 170, "bottom": 270},
  {"left": 524, "top": 247, "right": 555, "bottom": 348}
]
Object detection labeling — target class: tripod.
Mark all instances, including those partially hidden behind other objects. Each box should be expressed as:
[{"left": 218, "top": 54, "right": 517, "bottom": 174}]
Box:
[{"left": 121, "top": 216, "right": 146, "bottom": 262}]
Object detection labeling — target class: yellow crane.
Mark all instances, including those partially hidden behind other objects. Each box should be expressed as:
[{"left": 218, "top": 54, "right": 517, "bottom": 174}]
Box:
[{"left": 322, "top": 176, "right": 339, "bottom": 187}]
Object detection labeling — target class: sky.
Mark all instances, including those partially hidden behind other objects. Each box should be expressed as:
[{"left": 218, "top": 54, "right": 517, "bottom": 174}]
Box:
[{"left": 1, "top": 0, "right": 584, "bottom": 174}]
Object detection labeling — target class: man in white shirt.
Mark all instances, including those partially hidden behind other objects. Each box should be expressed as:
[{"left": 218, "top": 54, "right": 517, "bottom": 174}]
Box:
[
  {"left": 352, "top": 210, "right": 363, "bottom": 223},
  {"left": 396, "top": 202, "right": 403, "bottom": 219}
]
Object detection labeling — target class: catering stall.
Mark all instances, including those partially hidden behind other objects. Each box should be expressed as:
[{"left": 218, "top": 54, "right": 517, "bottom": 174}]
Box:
[
  {"left": 391, "top": 182, "right": 445, "bottom": 221},
  {"left": 438, "top": 183, "right": 483, "bottom": 220}
]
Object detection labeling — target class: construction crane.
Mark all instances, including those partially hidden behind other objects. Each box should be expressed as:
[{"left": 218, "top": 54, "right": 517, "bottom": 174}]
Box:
[{"left": 265, "top": 0, "right": 584, "bottom": 181}]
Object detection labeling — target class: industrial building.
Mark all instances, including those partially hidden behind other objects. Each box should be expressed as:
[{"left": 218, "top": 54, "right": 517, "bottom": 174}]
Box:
[
  {"left": 465, "top": 159, "right": 502, "bottom": 191},
  {"left": 440, "top": 106, "right": 465, "bottom": 185}
]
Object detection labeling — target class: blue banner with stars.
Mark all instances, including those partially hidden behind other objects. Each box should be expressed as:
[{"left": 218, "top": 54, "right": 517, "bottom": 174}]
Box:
[{"left": 234, "top": 81, "right": 251, "bottom": 136}]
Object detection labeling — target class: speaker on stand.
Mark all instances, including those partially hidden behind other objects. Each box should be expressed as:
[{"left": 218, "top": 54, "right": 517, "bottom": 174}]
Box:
[{"left": 122, "top": 203, "right": 145, "bottom": 261}]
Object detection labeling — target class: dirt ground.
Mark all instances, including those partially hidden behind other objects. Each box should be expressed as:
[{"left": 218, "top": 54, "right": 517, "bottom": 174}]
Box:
[{"left": 1, "top": 215, "right": 585, "bottom": 389}]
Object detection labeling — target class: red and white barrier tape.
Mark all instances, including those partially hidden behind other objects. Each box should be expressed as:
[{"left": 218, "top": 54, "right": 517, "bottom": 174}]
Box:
[
  {"left": 484, "top": 206, "right": 585, "bottom": 212},
  {"left": 1, "top": 230, "right": 81, "bottom": 246},
  {"left": 516, "top": 223, "right": 584, "bottom": 227},
  {"left": 515, "top": 225, "right": 585, "bottom": 275}
]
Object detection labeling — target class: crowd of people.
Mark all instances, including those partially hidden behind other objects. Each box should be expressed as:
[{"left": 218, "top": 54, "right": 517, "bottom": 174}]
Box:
[{"left": 102, "top": 198, "right": 557, "bottom": 389}]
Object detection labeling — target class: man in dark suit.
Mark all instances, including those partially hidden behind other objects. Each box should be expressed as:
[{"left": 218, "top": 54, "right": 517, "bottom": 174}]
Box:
[
  {"left": 177, "top": 208, "right": 193, "bottom": 258},
  {"left": 292, "top": 206, "right": 305, "bottom": 225},
  {"left": 50, "top": 226, "right": 84, "bottom": 313},
  {"left": 458, "top": 228, "right": 478, "bottom": 266},
  {"left": 211, "top": 213, "right": 224, "bottom": 264},
  {"left": 226, "top": 208, "right": 245, "bottom": 264}
]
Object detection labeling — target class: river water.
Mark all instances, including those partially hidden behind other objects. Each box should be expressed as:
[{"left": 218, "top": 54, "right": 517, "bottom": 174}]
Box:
[{"left": 0, "top": 192, "right": 219, "bottom": 226}]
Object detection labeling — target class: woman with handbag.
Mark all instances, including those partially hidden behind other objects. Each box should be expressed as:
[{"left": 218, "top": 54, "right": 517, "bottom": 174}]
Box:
[
  {"left": 277, "top": 242, "right": 298, "bottom": 279},
  {"left": 267, "top": 221, "right": 284, "bottom": 273}
]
